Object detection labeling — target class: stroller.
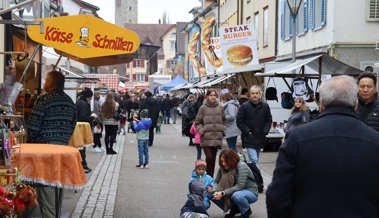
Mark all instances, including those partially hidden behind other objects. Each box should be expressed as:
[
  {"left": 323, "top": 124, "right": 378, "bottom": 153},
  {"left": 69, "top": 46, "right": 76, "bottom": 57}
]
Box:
[{"left": 127, "top": 109, "right": 139, "bottom": 133}]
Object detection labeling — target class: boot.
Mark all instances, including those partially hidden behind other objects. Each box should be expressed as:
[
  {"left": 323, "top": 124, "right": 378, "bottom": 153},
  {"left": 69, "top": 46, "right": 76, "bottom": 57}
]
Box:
[
  {"left": 240, "top": 208, "right": 252, "bottom": 218},
  {"left": 225, "top": 204, "right": 239, "bottom": 217}
]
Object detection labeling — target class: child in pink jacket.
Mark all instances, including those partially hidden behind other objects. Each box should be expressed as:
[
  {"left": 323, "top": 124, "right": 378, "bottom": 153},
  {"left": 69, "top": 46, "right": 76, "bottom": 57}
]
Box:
[{"left": 190, "top": 123, "right": 202, "bottom": 160}]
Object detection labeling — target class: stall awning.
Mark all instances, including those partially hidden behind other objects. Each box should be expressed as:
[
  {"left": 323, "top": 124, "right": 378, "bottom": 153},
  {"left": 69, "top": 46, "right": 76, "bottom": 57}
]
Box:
[
  {"left": 255, "top": 54, "right": 362, "bottom": 77},
  {"left": 199, "top": 74, "right": 235, "bottom": 88},
  {"left": 58, "top": 66, "right": 100, "bottom": 83},
  {"left": 170, "top": 83, "right": 188, "bottom": 91},
  {"left": 192, "top": 78, "right": 218, "bottom": 88},
  {"left": 208, "top": 64, "right": 264, "bottom": 77}
]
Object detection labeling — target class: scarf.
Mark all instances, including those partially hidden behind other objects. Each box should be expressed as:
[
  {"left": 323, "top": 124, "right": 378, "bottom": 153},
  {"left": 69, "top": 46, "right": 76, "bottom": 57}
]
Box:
[{"left": 218, "top": 168, "right": 235, "bottom": 212}]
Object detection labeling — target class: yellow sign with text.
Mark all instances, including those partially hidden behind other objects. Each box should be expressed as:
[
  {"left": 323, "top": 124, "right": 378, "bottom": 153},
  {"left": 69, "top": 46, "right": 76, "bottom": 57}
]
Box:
[{"left": 27, "top": 15, "right": 140, "bottom": 59}]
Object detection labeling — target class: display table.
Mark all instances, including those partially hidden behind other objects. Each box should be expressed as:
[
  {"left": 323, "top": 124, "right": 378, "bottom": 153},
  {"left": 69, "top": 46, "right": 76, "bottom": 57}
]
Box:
[
  {"left": 68, "top": 122, "right": 93, "bottom": 148},
  {"left": 13, "top": 143, "right": 86, "bottom": 189}
]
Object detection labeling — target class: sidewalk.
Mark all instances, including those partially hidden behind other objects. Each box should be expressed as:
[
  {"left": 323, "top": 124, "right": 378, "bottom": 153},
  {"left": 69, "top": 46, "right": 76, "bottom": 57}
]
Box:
[{"left": 29, "top": 117, "right": 276, "bottom": 217}]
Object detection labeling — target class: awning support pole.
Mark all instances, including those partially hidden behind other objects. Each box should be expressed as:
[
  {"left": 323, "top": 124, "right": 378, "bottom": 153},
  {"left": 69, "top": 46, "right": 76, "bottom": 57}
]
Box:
[
  {"left": 53, "top": 54, "right": 63, "bottom": 71},
  {"left": 19, "top": 43, "right": 40, "bottom": 83},
  {"left": 0, "top": 0, "right": 38, "bottom": 16}
]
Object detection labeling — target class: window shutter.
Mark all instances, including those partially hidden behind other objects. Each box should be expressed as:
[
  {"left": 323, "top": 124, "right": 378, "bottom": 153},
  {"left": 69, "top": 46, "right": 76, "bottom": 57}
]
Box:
[
  {"left": 309, "top": 0, "right": 315, "bottom": 30},
  {"left": 127, "top": 62, "right": 130, "bottom": 68},
  {"left": 166, "top": 60, "right": 170, "bottom": 68},
  {"left": 132, "top": 74, "right": 136, "bottom": 80},
  {"left": 281, "top": 0, "right": 285, "bottom": 40},
  {"left": 304, "top": 0, "right": 308, "bottom": 32},
  {"left": 144, "top": 75, "right": 147, "bottom": 82},
  {"left": 141, "top": 60, "right": 145, "bottom": 68},
  {"left": 321, "top": 0, "right": 326, "bottom": 26},
  {"left": 133, "top": 60, "right": 136, "bottom": 68},
  {"left": 289, "top": 13, "right": 293, "bottom": 37}
]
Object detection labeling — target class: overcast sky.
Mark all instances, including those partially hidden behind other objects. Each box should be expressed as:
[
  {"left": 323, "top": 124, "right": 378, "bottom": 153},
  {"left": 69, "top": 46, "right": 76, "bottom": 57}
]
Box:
[{"left": 87, "top": 0, "right": 201, "bottom": 24}]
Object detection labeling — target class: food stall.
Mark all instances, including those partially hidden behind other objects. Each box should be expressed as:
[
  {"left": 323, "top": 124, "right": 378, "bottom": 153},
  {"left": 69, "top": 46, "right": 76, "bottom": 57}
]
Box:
[{"left": 0, "top": 14, "right": 159, "bottom": 218}]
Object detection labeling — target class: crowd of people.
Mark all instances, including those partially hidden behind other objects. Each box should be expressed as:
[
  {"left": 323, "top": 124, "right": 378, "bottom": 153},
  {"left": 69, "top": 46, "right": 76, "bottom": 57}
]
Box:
[{"left": 26, "top": 69, "right": 379, "bottom": 218}]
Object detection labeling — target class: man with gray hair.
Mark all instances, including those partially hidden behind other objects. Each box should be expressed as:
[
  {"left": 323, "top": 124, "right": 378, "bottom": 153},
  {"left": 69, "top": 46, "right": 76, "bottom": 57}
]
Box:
[
  {"left": 266, "top": 75, "right": 379, "bottom": 218},
  {"left": 237, "top": 85, "right": 272, "bottom": 167}
]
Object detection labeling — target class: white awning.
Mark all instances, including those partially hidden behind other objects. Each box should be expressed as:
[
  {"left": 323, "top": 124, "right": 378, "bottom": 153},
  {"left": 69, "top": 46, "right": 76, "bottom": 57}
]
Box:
[
  {"left": 170, "top": 83, "right": 188, "bottom": 91},
  {"left": 255, "top": 54, "right": 362, "bottom": 77},
  {"left": 199, "top": 74, "right": 235, "bottom": 87},
  {"left": 192, "top": 78, "right": 217, "bottom": 88}
]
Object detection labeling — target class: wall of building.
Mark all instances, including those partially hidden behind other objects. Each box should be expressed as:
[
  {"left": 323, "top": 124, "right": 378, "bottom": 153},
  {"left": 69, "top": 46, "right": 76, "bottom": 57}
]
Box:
[
  {"left": 0, "top": 25, "right": 4, "bottom": 83},
  {"left": 162, "top": 27, "right": 177, "bottom": 68}
]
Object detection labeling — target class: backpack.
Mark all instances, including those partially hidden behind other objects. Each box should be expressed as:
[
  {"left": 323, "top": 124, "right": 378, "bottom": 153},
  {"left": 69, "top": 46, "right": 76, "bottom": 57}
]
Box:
[
  {"left": 291, "top": 76, "right": 314, "bottom": 101},
  {"left": 239, "top": 153, "right": 264, "bottom": 193},
  {"left": 281, "top": 92, "right": 295, "bottom": 109}
]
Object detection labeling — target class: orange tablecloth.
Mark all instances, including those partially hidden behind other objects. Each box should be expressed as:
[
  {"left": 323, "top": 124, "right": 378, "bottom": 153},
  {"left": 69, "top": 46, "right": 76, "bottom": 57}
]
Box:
[
  {"left": 12, "top": 144, "right": 86, "bottom": 189},
  {"left": 69, "top": 122, "right": 93, "bottom": 148}
]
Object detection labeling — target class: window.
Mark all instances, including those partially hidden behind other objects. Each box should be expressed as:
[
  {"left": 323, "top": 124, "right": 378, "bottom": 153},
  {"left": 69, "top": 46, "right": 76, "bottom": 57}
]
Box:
[
  {"left": 170, "top": 41, "right": 176, "bottom": 50},
  {"left": 170, "top": 32, "right": 176, "bottom": 38},
  {"left": 136, "top": 73, "right": 145, "bottom": 82},
  {"left": 366, "top": 0, "right": 379, "bottom": 21},
  {"left": 263, "top": 7, "right": 269, "bottom": 47},
  {"left": 129, "top": 7, "right": 132, "bottom": 10},
  {"left": 136, "top": 59, "right": 141, "bottom": 68},
  {"left": 254, "top": 12, "right": 259, "bottom": 48},
  {"left": 129, "top": 19, "right": 132, "bottom": 23},
  {"left": 281, "top": 0, "right": 325, "bottom": 40},
  {"left": 309, "top": 0, "right": 326, "bottom": 30},
  {"left": 246, "top": 16, "right": 251, "bottom": 24}
]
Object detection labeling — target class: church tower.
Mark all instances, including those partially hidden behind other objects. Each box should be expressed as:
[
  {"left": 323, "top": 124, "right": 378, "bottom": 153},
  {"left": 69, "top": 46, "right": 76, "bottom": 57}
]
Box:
[{"left": 115, "top": 0, "right": 138, "bottom": 26}]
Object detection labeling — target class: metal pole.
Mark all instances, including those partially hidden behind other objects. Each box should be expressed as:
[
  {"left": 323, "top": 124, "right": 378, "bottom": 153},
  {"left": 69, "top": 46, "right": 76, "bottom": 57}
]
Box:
[
  {"left": 292, "top": 14, "right": 296, "bottom": 63},
  {"left": 0, "top": 0, "right": 37, "bottom": 16}
]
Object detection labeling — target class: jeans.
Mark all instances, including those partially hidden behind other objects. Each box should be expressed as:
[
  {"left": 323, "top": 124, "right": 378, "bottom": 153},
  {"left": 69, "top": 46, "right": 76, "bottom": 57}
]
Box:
[
  {"left": 195, "top": 144, "right": 202, "bottom": 160},
  {"left": 138, "top": 140, "right": 149, "bottom": 166},
  {"left": 170, "top": 106, "right": 178, "bottom": 123},
  {"left": 212, "top": 190, "right": 258, "bottom": 214},
  {"left": 247, "top": 147, "right": 260, "bottom": 167},
  {"left": 226, "top": 136, "right": 238, "bottom": 152},
  {"left": 163, "top": 110, "right": 170, "bottom": 123}
]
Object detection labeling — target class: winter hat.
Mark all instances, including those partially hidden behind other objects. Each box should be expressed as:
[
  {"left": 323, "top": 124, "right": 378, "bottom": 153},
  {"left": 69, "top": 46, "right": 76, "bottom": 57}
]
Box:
[
  {"left": 140, "top": 109, "right": 149, "bottom": 118},
  {"left": 82, "top": 88, "right": 93, "bottom": 98},
  {"left": 189, "top": 180, "right": 206, "bottom": 207},
  {"left": 145, "top": 91, "right": 153, "bottom": 97},
  {"left": 195, "top": 159, "right": 207, "bottom": 169}
]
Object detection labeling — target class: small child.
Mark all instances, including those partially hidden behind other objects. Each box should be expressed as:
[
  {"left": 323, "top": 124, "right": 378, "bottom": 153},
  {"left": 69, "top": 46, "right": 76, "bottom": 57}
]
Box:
[
  {"left": 188, "top": 160, "right": 213, "bottom": 210},
  {"left": 190, "top": 123, "right": 201, "bottom": 160},
  {"left": 156, "top": 112, "right": 163, "bottom": 134},
  {"left": 92, "top": 121, "right": 104, "bottom": 153},
  {"left": 118, "top": 114, "right": 127, "bottom": 135},
  {"left": 180, "top": 180, "right": 209, "bottom": 218},
  {"left": 133, "top": 109, "right": 152, "bottom": 169}
]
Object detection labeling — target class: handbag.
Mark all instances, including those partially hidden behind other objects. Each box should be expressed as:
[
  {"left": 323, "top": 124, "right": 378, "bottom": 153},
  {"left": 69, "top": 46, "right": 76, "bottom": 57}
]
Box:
[{"left": 114, "top": 108, "right": 121, "bottom": 121}]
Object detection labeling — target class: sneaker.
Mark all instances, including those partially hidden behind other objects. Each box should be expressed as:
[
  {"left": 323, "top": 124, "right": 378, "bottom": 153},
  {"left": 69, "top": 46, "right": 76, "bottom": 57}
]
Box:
[
  {"left": 144, "top": 164, "right": 149, "bottom": 169},
  {"left": 173, "top": 121, "right": 176, "bottom": 124},
  {"left": 92, "top": 147, "right": 102, "bottom": 153},
  {"left": 136, "top": 164, "right": 143, "bottom": 169},
  {"left": 100, "top": 147, "right": 106, "bottom": 152}
]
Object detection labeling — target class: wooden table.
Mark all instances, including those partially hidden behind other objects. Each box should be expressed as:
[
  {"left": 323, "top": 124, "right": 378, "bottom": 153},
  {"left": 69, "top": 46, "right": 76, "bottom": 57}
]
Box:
[{"left": 69, "top": 122, "right": 93, "bottom": 148}]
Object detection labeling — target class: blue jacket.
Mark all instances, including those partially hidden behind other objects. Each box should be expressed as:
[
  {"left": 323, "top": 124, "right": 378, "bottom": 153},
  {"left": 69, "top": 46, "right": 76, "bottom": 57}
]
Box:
[
  {"left": 133, "top": 118, "right": 152, "bottom": 140},
  {"left": 188, "top": 170, "right": 214, "bottom": 209}
]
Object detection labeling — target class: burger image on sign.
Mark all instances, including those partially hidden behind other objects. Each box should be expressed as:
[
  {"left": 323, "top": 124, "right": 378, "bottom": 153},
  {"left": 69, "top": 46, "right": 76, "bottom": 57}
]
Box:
[{"left": 226, "top": 45, "right": 253, "bottom": 67}]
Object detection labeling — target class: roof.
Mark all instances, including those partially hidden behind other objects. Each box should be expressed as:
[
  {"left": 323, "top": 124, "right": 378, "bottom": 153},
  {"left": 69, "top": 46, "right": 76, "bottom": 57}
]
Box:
[
  {"left": 124, "top": 23, "right": 176, "bottom": 56},
  {"left": 71, "top": 0, "right": 100, "bottom": 18},
  {"left": 176, "top": 22, "right": 189, "bottom": 55}
]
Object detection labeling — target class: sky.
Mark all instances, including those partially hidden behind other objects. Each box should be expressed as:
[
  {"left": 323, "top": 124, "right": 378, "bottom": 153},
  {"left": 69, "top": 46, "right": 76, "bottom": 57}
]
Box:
[{"left": 87, "top": 0, "right": 201, "bottom": 24}]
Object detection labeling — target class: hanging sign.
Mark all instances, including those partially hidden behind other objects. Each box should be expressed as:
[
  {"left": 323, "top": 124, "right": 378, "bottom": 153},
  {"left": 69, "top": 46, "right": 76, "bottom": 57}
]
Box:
[{"left": 27, "top": 15, "right": 140, "bottom": 59}]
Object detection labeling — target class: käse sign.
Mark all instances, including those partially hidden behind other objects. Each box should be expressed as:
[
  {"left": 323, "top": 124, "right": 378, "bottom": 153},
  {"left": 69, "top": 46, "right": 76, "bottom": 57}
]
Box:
[{"left": 28, "top": 15, "right": 140, "bottom": 59}]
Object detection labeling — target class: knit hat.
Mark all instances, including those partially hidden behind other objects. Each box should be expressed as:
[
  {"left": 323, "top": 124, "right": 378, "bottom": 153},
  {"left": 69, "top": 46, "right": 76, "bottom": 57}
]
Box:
[
  {"left": 195, "top": 159, "right": 207, "bottom": 169},
  {"left": 82, "top": 88, "right": 93, "bottom": 98},
  {"left": 145, "top": 91, "right": 152, "bottom": 97},
  {"left": 140, "top": 109, "right": 149, "bottom": 118}
]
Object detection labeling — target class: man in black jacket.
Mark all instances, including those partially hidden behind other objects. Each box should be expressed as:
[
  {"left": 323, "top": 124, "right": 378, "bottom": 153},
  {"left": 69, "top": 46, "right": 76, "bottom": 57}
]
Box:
[
  {"left": 356, "top": 71, "right": 379, "bottom": 131},
  {"left": 139, "top": 91, "right": 160, "bottom": 146},
  {"left": 266, "top": 75, "right": 379, "bottom": 218},
  {"left": 161, "top": 94, "right": 172, "bottom": 124},
  {"left": 76, "top": 88, "right": 97, "bottom": 173},
  {"left": 237, "top": 85, "right": 272, "bottom": 168}
]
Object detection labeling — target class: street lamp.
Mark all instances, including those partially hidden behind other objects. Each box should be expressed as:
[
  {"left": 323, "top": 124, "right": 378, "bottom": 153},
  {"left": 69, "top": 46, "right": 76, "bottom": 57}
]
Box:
[{"left": 286, "top": 0, "right": 303, "bottom": 63}]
